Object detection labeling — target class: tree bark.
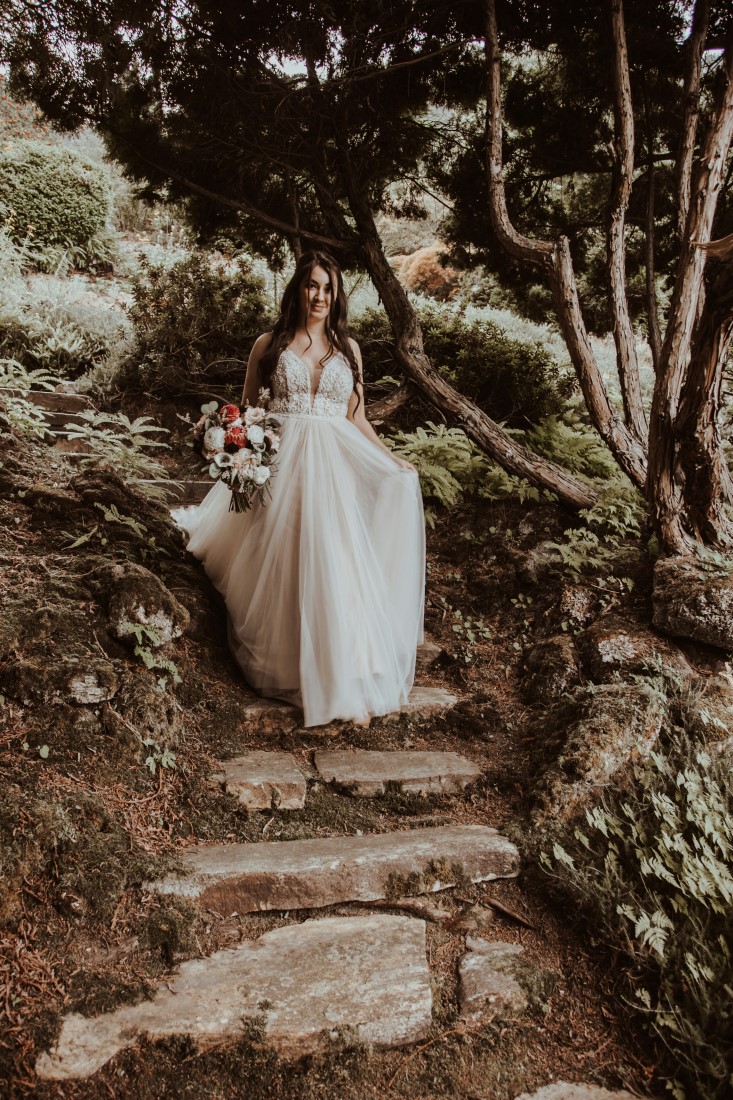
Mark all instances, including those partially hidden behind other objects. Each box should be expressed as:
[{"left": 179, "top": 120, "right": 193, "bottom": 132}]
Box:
[
  {"left": 337, "top": 154, "right": 598, "bottom": 509},
  {"left": 676, "top": 0, "right": 709, "bottom": 237},
  {"left": 608, "top": 0, "right": 647, "bottom": 443},
  {"left": 645, "top": 161, "right": 662, "bottom": 371},
  {"left": 484, "top": 0, "right": 647, "bottom": 490},
  {"left": 675, "top": 258, "right": 733, "bottom": 544},
  {"left": 366, "top": 383, "right": 411, "bottom": 425},
  {"left": 648, "top": 39, "right": 733, "bottom": 553}
]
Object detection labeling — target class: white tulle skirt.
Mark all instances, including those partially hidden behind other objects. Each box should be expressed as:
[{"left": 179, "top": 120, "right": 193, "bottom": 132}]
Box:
[{"left": 170, "top": 413, "right": 426, "bottom": 727}]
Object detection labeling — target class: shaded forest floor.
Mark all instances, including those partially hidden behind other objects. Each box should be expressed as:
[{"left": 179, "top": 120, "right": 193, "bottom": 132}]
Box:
[{"left": 0, "top": 406, "right": 676, "bottom": 1099}]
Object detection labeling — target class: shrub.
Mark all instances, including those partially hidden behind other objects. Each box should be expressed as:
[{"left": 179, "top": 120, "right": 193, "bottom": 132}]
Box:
[
  {"left": 118, "top": 251, "right": 271, "bottom": 398},
  {"left": 542, "top": 731, "right": 733, "bottom": 1099},
  {"left": 0, "top": 140, "right": 112, "bottom": 249},
  {"left": 0, "top": 232, "right": 129, "bottom": 378},
  {"left": 351, "top": 298, "right": 573, "bottom": 426},
  {"left": 387, "top": 420, "right": 554, "bottom": 526}
]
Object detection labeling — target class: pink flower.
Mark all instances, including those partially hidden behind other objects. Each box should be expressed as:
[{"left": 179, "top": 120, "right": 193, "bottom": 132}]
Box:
[{"left": 265, "top": 430, "right": 280, "bottom": 452}]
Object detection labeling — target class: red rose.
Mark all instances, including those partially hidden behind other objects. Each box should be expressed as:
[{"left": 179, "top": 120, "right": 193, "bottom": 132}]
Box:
[
  {"left": 220, "top": 404, "right": 241, "bottom": 424},
  {"left": 225, "top": 425, "right": 247, "bottom": 448}
]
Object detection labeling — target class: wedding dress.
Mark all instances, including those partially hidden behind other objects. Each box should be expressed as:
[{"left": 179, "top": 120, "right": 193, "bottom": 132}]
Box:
[{"left": 170, "top": 346, "right": 426, "bottom": 727}]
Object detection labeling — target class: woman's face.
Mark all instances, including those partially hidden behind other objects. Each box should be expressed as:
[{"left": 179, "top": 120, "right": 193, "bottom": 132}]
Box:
[{"left": 300, "top": 264, "right": 336, "bottom": 324}]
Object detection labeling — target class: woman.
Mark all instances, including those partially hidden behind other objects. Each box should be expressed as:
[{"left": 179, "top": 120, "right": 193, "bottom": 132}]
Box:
[{"left": 171, "top": 249, "right": 426, "bottom": 727}]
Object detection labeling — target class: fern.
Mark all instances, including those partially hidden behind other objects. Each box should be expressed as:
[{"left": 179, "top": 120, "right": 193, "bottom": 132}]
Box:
[
  {"left": 542, "top": 730, "right": 733, "bottom": 1098},
  {"left": 0, "top": 356, "right": 63, "bottom": 438},
  {"left": 61, "top": 409, "right": 173, "bottom": 500}
]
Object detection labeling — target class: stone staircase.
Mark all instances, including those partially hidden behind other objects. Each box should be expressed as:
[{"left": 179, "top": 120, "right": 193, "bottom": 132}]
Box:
[
  {"left": 3, "top": 386, "right": 212, "bottom": 504},
  {"left": 21, "top": 386, "right": 641, "bottom": 1100}
]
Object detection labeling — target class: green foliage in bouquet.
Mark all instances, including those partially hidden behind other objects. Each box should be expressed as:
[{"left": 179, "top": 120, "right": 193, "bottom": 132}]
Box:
[
  {"left": 351, "top": 299, "right": 573, "bottom": 426},
  {"left": 119, "top": 251, "right": 271, "bottom": 398},
  {"left": 541, "top": 729, "right": 733, "bottom": 1100},
  {"left": 0, "top": 140, "right": 112, "bottom": 250}
]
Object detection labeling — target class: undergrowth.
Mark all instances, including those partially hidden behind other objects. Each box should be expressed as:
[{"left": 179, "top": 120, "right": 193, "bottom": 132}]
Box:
[{"left": 541, "top": 730, "right": 733, "bottom": 1099}]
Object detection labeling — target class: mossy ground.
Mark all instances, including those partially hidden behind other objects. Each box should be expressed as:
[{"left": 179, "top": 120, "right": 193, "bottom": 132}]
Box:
[{"left": 0, "top": 420, "right": 678, "bottom": 1099}]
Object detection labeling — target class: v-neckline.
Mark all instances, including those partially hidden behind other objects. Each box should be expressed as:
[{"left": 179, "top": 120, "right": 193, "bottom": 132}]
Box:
[{"left": 283, "top": 345, "right": 334, "bottom": 410}]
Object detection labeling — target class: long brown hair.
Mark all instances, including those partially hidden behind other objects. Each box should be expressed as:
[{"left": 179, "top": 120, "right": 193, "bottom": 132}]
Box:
[{"left": 258, "top": 250, "right": 361, "bottom": 406}]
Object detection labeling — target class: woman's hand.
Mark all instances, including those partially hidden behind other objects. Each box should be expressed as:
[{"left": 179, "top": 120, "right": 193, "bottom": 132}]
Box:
[{"left": 392, "top": 455, "right": 417, "bottom": 473}]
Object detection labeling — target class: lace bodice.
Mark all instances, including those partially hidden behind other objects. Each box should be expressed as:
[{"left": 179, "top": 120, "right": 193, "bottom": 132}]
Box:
[{"left": 269, "top": 348, "right": 354, "bottom": 419}]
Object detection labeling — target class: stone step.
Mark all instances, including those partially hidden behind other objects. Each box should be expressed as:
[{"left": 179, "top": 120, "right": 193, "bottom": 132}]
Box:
[
  {"left": 0, "top": 387, "right": 93, "bottom": 412},
  {"left": 50, "top": 436, "right": 94, "bottom": 455},
  {"left": 234, "top": 685, "right": 459, "bottom": 735},
  {"left": 213, "top": 751, "right": 307, "bottom": 810},
  {"left": 136, "top": 478, "right": 213, "bottom": 505},
  {"left": 36, "top": 914, "right": 432, "bottom": 1080},
  {"left": 315, "top": 749, "right": 481, "bottom": 797},
  {"left": 147, "top": 824, "right": 519, "bottom": 915},
  {"left": 41, "top": 409, "right": 98, "bottom": 429}
]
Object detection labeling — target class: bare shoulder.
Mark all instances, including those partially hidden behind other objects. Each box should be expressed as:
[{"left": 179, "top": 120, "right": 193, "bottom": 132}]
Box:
[{"left": 249, "top": 331, "right": 274, "bottom": 364}]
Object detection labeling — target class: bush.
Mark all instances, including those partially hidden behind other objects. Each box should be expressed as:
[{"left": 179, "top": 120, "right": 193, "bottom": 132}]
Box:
[
  {"left": 0, "top": 140, "right": 112, "bottom": 249},
  {"left": 118, "top": 251, "right": 271, "bottom": 398},
  {"left": 542, "top": 730, "right": 733, "bottom": 1099},
  {"left": 351, "top": 298, "right": 573, "bottom": 426},
  {"left": 0, "top": 231, "right": 129, "bottom": 378}
]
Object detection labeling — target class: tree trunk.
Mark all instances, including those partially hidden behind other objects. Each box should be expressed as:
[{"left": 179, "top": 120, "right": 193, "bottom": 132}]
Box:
[
  {"left": 675, "top": 258, "right": 733, "bottom": 544},
  {"left": 648, "top": 39, "right": 733, "bottom": 553},
  {"left": 644, "top": 160, "right": 662, "bottom": 371},
  {"left": 366, "top": 383, "right": 411, "bottom": 425},
  {"left": 676, "top": 0, "right": 709, "bottom": 237},
  {"left": 484, "top": 0, "right": 647, "bottom": 490},
  {"left": 608, "top": 0, "right": 647, "bottom": 443},
  {"left": 337, "top": 155, "right": 598, "bottom": 509}
]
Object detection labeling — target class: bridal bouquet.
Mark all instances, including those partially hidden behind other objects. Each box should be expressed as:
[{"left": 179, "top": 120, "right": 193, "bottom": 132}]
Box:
[{"left": 192, "top": 389, "right": 281, "bottom": 513}]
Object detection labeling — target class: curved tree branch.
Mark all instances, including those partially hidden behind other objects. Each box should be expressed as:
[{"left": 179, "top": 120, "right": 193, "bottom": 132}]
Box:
[
  {"left": 608, "top": 0, "right": 647, "bottom": 443},
  {"left": 485, "top": 0, "right": 647, "bottom": 490}
]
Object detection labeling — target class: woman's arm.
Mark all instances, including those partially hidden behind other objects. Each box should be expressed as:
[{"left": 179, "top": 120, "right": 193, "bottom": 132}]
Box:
[
  {"left": 346, "top": 339, "right": 416, "bottom": 472},
  {"left": 241, "top": 331, "right": 273, "bottom": 407}
]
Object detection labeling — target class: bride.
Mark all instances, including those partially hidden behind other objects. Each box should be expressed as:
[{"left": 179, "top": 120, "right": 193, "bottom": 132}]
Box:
[{"left": 171, "top": 249, "right": 426, "bottom": 728}]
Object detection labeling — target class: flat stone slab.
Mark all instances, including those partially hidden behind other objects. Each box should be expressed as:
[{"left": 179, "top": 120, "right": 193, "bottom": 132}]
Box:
[
  {"left": 515, "top": 1086, "right": 640, "bottom": 1100},
  {"left": 399, "top": 686, "right": 458, "bottom": 715},
  {"left": 315, "top": 749, "right": 481, "bottom": 797},
  {"left": 215, "top": 752, "right": 306, "bottom": 810},
  {"left": 36, "top": 915, "right": 432, "bottom": 1080},
  {"left": 148, "top": 825, "right": 520, "bottom": 915},
  {"left": 459, "top": 937, "right": 527, "bottom": 1022}
]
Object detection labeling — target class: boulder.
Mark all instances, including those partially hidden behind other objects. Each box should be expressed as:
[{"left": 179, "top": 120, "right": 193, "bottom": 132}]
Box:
[
  {"left": 92, "top": 561, "right": 190, "bottom": 647},
  {"left": 532, "top": 683, "right": 665, "bottom": 828},
  {"left": 653, "top": 555, "right": 733, "bottom": 649},
  {"left": 523, "top": 636, "right": 581, "bottom": 705},
  {"left": 0, "top": 656, "right": 119, "bottom": 706},
  {"left": 577, "top": 616, "right": 692, "bottom": 684},
  {"left": 679, "top": 672, "right": 733, "bottom": 742}
]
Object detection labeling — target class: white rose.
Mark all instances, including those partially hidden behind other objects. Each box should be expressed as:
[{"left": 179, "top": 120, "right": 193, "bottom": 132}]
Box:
[
  {"left": 245, "top": 406, "right": 266, "bottom": 426},
  {"left": 253, "top": 465, "right": 270, "bottom": 485},
  {"left": 203, "top": 426, "right": 226, "bottom": 455},
  {"left": 247, "top": 424, "right": 265, "bottom": 445}
]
